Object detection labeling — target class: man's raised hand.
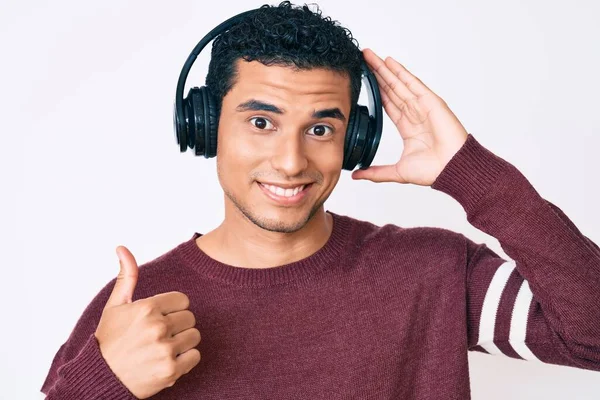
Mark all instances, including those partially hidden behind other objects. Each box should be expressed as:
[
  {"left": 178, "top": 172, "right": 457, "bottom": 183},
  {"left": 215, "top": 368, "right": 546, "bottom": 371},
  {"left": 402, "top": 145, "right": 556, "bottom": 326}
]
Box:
[{"left": 94, "top": 246, "right": 202, "bottom": 399}]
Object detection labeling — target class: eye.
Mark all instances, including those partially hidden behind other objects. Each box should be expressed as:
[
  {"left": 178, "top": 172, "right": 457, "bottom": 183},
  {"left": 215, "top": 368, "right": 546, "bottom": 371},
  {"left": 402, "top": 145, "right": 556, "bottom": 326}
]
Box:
[
  {"left": 249, "top": 117, "right": 274, "bottom": 130},
  {"left": 307, "top": 125, "right": 333, "bottom": 137}
]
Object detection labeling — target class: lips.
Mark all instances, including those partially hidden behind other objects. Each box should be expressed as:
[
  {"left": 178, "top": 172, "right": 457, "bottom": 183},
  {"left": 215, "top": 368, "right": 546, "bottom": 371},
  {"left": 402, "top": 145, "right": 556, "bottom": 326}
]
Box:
[
  {"left": 257, "top": 182, "right": 313, "bottom": 205},
  {"left": 260, "top": 183, "right": 305, "bottom": 197}
]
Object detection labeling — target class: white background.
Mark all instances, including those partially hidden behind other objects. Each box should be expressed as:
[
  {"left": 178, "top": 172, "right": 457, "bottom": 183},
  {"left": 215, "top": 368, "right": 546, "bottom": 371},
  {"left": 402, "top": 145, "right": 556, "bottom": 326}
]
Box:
[{"left": 3, "top": 0, "right": 599, "bottom": 398}]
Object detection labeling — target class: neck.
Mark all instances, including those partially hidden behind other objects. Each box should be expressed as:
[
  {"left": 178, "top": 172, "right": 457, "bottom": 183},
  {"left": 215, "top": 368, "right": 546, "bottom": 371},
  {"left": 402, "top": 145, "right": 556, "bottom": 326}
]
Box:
[{"left": 196, "top": 204, "right": 334, "bottom": 269}]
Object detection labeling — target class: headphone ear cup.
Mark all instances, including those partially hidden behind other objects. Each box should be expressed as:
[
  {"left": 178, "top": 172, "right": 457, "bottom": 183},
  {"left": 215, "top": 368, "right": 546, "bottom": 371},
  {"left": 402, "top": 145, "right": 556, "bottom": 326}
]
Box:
[
  {"left": 344, "top": 106, "right": 358, "bottom": 165},
  {"left": 186, "top": 87, "right": 205, "bottom": 155},
  {"left": 342, "top": 104, "right": 358, "bottom": 169},
  {"left": 343, "top": 105, "right": 370, "bottom": 171},
  {"left": 201, "top": 87, "right": 219, "bottom": 158},
  {"left": 358, "top": 113, "right": 381, "bottom": 169},
  {"left": 174, "top": 97, "right": 188, "bottom": 152}
]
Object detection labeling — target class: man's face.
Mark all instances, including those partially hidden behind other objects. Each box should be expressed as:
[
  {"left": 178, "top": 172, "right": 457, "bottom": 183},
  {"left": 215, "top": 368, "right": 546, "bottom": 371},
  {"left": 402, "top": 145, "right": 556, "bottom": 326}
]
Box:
[{"left": 216, "top": 59, "right": 352, "bottom": 233}]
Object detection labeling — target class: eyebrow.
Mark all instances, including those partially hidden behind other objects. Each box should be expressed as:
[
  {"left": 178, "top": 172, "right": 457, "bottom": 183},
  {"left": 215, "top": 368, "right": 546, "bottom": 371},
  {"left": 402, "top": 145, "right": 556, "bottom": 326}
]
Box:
[
  {"left": 236, "top": 99, "right": 346, "bottom": 122},
  {"left": 312, "top": 108, "right": 346, "bottom": 122},
  {"left": 236, "top": 99, "right": 283, "bottom": 114}
]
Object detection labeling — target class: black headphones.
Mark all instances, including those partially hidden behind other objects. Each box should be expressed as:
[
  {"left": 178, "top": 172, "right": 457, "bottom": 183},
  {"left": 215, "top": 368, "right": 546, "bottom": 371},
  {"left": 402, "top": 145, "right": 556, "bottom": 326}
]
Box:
[{"left": 173, "top": 8, "right": 383, "bottom": 171}]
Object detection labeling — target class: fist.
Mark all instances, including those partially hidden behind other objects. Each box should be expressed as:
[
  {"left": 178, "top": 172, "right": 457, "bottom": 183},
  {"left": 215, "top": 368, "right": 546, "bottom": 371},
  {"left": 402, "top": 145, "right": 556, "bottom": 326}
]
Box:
[{"left": 94, "top": 246, "right": 202, "bottom": 399}]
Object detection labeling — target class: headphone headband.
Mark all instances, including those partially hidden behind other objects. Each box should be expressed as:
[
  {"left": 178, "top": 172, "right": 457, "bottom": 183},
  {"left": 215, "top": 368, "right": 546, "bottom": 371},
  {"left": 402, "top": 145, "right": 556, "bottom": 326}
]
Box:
[
  {"left": 174, "top": 10, "right": 258, "bottom": 152},
  {"left": 173, "top": 7, "right": 383, "bottom": 170}
]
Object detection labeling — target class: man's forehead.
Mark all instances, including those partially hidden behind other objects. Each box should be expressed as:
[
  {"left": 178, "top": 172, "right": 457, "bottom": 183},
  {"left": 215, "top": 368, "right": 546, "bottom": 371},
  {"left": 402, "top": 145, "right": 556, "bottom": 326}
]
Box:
[{"left": 232, "top": 59, "right": 351, "bottom": 97}]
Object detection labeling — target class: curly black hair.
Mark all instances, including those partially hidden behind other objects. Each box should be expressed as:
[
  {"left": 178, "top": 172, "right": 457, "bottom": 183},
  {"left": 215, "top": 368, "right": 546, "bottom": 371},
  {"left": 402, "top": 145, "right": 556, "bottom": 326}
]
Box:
[{"left": 205, "top": 1, "right": 363, "bottom": 111}]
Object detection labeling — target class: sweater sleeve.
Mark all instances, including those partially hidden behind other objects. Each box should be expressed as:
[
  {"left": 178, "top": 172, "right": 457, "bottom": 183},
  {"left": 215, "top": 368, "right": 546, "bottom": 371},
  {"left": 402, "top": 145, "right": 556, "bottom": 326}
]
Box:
[
  {"left": 40, "top": 278, "right": 138, "bottom": 399},
  {"left": 431, "top": 133, "right": 600, "bottom": 371}
]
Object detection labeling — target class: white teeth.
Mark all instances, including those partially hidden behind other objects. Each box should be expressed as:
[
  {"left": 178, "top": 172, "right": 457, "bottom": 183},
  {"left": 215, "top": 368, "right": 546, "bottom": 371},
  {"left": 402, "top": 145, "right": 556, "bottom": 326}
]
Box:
[{"left": 262, "top": 183, "right": 307, "bottom": 197}]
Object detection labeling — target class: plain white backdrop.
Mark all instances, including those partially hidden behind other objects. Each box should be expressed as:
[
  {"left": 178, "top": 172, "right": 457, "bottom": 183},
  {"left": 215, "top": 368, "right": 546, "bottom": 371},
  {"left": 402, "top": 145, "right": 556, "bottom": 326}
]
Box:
[{"left": 3, "top": 0, "right": 599, "bottom": 398}]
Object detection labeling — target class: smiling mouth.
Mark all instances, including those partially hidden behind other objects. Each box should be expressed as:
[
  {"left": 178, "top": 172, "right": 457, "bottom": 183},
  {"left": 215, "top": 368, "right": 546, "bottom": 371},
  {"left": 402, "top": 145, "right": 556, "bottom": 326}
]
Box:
[
  {"left": 256, "top": 181, "right": 314, "bottom": 204},
  {"left": 258, "top": 182, "right": 311, "bottom": 197}
]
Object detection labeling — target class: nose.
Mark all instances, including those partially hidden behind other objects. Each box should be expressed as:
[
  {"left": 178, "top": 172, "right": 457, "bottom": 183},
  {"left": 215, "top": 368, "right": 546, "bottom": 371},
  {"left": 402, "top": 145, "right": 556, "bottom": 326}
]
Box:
[{"left": 270, "top": 132, "right": 309, "bottom": 178}]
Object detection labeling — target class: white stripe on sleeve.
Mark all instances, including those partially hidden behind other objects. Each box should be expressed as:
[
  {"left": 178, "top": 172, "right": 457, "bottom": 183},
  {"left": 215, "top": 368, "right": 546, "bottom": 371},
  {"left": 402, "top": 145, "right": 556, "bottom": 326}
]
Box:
[
  {"left": 509, "top": 280, "right": 541, "bottom": 361},
  {"left": 477, "top": 260, "right": 516, "bottom": 354}
]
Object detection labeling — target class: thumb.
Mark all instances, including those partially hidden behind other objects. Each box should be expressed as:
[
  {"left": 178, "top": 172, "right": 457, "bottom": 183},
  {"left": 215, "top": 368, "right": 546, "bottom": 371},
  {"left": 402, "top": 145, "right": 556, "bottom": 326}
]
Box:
[
  {"left": 351, "top": 164, "right": 407, "bottom": 183},
  {"left": 105, "top": 245, "right": 139, "bottom": 308}
]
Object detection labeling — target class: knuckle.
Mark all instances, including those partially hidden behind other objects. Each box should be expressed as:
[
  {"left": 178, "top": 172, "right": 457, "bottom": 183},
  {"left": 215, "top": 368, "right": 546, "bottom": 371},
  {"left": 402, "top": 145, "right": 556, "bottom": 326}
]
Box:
[
  {"left": 188, "top": 310, "right": 197, "bottom": 326},
  {"left": 159, "top": 360, "right": 179, "bottom": 382},
  {"left": 157, "top": 343, "right": 174, "bottom": 359},
  {"left": 179, "top": 292, "right": 190, "bottom": 309},
  {"left": 137, "top": 300, "right": 156, "bottom": 316},
  {"left": 183, "top": 349, "right": 201, "bottom": 374},
  {"left": 149, "top": 321, "right": 169, "bottom": 339},
  {"left": 434, "top": 95, "right": 447, "bottom": 107},
  {"left": 188, "top": 349, "right": 202, "bottom": 372},
  {"left": 193, "top": 328, "right": 202, "bottom": 344},
  {"left": 165, "top": 379, "right": 177, "bottom": 388}
]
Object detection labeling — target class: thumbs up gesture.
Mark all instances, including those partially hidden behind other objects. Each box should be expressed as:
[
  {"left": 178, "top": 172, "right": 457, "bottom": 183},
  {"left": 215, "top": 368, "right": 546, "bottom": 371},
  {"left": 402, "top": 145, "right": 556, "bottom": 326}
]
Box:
[{"left": 94, "top": 246, "right": 202, "bottom": 399}]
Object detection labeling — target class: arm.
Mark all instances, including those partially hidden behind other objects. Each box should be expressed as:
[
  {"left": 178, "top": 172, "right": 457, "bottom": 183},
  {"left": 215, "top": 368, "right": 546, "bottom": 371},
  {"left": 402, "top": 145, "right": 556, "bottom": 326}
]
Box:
[
  {"left": 354, "top": 48, "right": 599, "bottom": 371},
  {"left": 431, "top": 134, "right": 600, "bottom": 371}
]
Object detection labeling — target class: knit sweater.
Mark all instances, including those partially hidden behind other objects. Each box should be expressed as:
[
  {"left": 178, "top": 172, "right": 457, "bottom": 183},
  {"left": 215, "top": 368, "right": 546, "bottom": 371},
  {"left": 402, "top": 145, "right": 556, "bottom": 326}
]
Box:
[{"left": 40, "top": 134, "right": 600, "bottom": 399}]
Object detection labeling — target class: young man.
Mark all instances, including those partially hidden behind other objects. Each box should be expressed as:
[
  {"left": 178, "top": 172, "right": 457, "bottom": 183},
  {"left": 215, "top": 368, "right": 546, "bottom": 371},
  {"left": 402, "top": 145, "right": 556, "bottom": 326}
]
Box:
[{"left": 41, "top": 2, "right": 600, "bottom": 399}]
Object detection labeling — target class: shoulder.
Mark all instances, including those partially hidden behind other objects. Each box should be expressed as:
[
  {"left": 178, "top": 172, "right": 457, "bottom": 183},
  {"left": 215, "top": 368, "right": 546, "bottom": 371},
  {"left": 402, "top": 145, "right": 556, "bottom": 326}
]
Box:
[
  {"left": 335, "top": 211, "right": 466, "bottom": 250},
  {"left": 333, "top": 211, "right": 470, "bottom": 275}
]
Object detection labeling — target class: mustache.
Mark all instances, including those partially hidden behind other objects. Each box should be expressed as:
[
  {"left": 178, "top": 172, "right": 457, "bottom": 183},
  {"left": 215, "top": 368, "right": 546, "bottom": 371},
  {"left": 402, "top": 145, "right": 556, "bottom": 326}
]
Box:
[{"left": 251, "top": 171, "right": 324, "bottom": 185}]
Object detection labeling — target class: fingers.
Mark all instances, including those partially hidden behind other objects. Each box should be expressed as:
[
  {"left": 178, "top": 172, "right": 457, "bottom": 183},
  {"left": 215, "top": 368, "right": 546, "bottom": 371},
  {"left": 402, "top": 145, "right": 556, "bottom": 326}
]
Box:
[
  {"left": 363, "top": 48, "right": 417, "bottom": 103},
  {"left": 175, "top": 347, "right": 201, "bottom": 377},
  {"left": 351, "top": 164, "right": 407, "bottom": 183},
  {"left": 105, "top": 246, "right": 139, "bottom": 308},
  {"left": 171, "top": 327, "right": 202, "bottom": 357},
  {"left": 383, "top": 56, "right": 430, "bottom": 96},
  {"left": 363, "top": 48, "right": 429, "bottom": 101},
  {"left": 165, "top": 310, "right": 197, "bottom": 336},
  {"left": 376, "top": 75, "right": 404, "bottom": 127},
  {"left": 151, "top": 291, "right": 191, "bottom": 315}
]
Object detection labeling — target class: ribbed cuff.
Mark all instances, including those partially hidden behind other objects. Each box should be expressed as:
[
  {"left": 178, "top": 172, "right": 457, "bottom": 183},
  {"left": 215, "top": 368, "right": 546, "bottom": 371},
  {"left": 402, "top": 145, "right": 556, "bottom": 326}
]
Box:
[
  {"left": 52, "top": 334, "right": 137, "bottom": 400},
  {"left": 430, "top": 133, "right": 511, "bottom": 214}
]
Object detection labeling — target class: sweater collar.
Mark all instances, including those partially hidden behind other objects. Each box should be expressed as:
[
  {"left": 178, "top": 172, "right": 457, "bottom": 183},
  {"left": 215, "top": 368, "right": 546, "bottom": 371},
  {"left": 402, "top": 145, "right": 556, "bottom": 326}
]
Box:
[{"left": 177, "top": 211, "right": 351, "bottom": 288}]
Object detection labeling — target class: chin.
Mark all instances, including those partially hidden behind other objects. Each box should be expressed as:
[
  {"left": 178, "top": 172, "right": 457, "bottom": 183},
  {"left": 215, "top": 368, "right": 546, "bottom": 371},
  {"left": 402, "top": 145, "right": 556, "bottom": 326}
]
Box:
[{"left": 245, "top": 207, "right": 317, "bottom": 233}]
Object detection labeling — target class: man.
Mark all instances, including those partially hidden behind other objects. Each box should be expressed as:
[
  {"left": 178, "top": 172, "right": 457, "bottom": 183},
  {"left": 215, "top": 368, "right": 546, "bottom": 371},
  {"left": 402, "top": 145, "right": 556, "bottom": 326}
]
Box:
[{"left": 41, "top": 2, "right": 600, "bottom": 399}]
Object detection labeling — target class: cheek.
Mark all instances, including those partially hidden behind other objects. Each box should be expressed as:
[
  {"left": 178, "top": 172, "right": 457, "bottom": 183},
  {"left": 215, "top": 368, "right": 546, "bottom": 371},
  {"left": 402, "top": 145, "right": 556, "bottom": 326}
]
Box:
[
  {"left": 317, "top": 153, "right": 343, "bottom": 179},
  {"left": 216, "top": 121, "right": 262, "bottom": 186},
  {"left": 322, "top": 134, "right": 346, "bottom": 188},
  {"left": 324, "top": 154, "right": 343, "bottom": 186},
  {"left": 312, "top": 135, "right": 346, "bottom": 174},
  {"left": 217, "top": 117, "right": 260, "bottom": 158}
]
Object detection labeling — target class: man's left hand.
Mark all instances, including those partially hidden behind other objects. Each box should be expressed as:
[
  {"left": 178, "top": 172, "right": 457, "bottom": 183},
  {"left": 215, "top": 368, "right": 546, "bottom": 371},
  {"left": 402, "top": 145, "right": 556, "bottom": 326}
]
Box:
[{"left": 351, "top": 48, "right": 469, "bottom": 186}]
